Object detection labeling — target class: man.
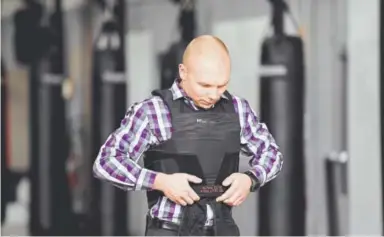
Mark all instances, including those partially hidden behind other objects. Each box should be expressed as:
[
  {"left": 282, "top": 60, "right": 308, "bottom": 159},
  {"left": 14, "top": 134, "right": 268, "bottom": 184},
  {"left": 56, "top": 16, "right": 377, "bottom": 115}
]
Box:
[{"left": 93, "top": 35, "right": 283, "bottom": 236}]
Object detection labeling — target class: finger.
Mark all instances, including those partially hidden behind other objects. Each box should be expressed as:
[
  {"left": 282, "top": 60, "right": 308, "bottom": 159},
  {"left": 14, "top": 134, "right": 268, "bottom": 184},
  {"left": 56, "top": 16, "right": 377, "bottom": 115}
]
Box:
[
  {"left": 176, "top": 196, "right": 187, "bottom": 206},
  {"left": 224, "top": 192, "right": 241, "bottom": 206},
  {"left": 181, "top": 191, "right": 195, "bottom": 205},
  {"left": 187, "top": 188, "right": 200, "bottom": 201},
  {"left": 185, "top": 174, "right": 202, "bottom": 184},
  {"left": 232, "top": 196, "right": 246, "bottom": 207},
  {"left": 222, "top": 174, "right": 235, "bottom": 187},
  {"left": 217, "top": 180, "right": 239, "bottom": 202},
  {"left": 182, "top": 196, "right": 194, "bottom": 205},
  {"left": 216, "top": 185, "right": 237, "bottom": 202}
]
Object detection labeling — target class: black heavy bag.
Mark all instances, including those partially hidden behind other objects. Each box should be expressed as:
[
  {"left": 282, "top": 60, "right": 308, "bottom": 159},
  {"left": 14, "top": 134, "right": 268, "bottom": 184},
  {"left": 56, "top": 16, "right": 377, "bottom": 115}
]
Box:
[
  {"left": 159, "top": 41, "right": 186, "bottom": 89},
  {"left": 13, "top": 0, "right": 51, "bottom": 65},
  {"left": 88, "top": 1, "right": 128, "bottom": 235},
  {"left": 159, "top": 0, "right": 196, "bottom": 89},
  {"left": 258, "top": 35, "right": 306, "bottom": 236},
  {"left": 31, "top": 0, "right": 75, "bottom": 234}
]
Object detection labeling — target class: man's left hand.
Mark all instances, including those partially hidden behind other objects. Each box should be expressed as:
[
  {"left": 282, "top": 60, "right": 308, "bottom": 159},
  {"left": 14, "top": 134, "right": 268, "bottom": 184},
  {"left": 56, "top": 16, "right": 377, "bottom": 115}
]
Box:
[{"left": 216, "top": 173, "right": 252, "bottom": 206}]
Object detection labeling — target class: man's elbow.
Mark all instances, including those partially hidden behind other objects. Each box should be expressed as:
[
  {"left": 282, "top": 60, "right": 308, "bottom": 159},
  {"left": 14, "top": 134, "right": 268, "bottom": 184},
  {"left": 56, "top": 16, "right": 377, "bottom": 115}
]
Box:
[
  {"left": 277, "top": 148, "right": 283, "bottom": 165},
  {"left": 92, "top": 156, "right": 106, "bottom": 181},
  {"left": 273, "top": 152, "right": 284, "bottom": 178},
  {"left": 92, "top": 155, "right": 135, "bottom": 191}
]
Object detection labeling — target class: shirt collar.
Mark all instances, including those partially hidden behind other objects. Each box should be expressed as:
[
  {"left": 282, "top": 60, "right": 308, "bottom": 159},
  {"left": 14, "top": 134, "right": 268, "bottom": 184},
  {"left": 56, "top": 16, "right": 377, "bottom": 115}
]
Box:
[{"left": 170, "top": 78, "right": 229, "bottom": 101}]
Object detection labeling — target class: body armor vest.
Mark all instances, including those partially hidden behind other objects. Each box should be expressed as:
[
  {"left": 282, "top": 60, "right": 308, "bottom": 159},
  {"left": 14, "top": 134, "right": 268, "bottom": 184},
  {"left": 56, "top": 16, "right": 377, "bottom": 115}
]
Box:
[{"left": 144, "top": 89, "right": 241, "bottom": 207}]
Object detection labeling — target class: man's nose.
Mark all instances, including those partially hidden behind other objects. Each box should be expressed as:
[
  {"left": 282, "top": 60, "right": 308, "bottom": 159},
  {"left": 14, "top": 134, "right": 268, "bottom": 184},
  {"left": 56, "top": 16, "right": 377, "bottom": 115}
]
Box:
[{"left": 207, "top": 89, "right": 220, "bottom": 101}]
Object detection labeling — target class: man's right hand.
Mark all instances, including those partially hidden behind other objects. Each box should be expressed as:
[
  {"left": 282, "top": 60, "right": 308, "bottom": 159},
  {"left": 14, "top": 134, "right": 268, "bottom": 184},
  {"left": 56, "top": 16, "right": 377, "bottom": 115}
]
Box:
[{"left": 153, "top": 173, "right": 202, "bottom": 206}]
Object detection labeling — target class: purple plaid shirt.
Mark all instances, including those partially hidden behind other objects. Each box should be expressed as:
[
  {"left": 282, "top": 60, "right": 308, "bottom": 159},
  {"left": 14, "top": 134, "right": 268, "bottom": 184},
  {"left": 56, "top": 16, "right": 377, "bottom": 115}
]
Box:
[{"left": 93, "top": 80, "right": 283, "bottom": 225}]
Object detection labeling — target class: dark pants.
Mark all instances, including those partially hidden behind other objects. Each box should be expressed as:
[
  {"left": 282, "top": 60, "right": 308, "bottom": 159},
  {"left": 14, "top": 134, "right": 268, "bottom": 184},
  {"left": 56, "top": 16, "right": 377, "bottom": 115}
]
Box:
[{"left": 145, "top": 215, "right": 214, "bottom": 236}]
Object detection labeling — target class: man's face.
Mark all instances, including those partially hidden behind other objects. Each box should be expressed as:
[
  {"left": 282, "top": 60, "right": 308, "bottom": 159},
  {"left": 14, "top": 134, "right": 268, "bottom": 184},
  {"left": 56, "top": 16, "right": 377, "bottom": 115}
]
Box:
[{"left": 179, "top": 56, "right": 230, "bottom": 109}]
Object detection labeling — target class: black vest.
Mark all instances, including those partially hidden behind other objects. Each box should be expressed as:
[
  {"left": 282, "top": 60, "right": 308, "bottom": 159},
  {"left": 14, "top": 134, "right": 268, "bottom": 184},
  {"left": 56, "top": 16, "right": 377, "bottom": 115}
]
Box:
[{"left": 144, "top": 89, "right": 241, "bottom": 207}]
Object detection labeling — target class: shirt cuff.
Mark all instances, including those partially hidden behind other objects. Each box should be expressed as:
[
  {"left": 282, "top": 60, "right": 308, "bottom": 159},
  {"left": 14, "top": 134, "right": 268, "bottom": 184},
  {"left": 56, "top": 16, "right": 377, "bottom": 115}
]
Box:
[
  {"left": 134, "top": 168, "right": 158, "bottom": 191},
  {"left": 249, "top": 165, "right": 267, "bottom": 186}
]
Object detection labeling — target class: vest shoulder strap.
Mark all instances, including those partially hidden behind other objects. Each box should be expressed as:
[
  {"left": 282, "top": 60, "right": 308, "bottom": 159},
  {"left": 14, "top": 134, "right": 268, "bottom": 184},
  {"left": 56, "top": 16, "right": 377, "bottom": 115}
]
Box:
[
  {"left": 220, "top": 90, "right": 236, "bottom": 113},
  {"left": 223, "top": 90, "right": 231, "bottom": 100},
  {"left": 151, "top": 89, "right": 181, "bottom": 115},
  {"left": 151, "top": 89, "right": 173, "bottom": 102}
]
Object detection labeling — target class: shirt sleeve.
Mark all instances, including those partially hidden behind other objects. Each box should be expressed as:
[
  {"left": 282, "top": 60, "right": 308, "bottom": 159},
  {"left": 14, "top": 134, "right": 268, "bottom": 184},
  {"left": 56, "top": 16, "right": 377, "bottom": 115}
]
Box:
[
  {"left": 92, "top": 101, "right": 158, "bottom": 191},
  {"left": 240, "top": 99, "right": 284, "bottom": 186}
]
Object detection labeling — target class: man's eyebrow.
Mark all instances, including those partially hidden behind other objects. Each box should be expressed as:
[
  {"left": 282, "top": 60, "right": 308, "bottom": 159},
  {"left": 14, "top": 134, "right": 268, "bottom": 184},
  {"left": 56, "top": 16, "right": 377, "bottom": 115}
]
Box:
[
  {"left": 219, "top": 81, "right": 229, "bottom": 87},
  {"left": 198, "top": 81, "right": 229, "bottom": 87},
  {"left": 198, "top": 82, "right": 211, "bottom": 86}
]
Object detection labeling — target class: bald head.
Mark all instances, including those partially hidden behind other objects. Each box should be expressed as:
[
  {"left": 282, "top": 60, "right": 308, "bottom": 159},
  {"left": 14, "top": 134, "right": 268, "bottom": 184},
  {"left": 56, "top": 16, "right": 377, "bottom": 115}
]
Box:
[
  {"left": 182, "top": 35, "right": 230, "bottom": 64},
  {"left": 178, "top": 35, "right": 231, "bottom": 109}
]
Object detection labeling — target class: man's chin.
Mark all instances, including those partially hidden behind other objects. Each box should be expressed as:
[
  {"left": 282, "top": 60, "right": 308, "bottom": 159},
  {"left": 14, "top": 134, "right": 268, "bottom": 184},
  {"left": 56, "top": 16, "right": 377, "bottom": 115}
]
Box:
[{"left": 198, "top": 103, "right": 213, "bottom": 109}]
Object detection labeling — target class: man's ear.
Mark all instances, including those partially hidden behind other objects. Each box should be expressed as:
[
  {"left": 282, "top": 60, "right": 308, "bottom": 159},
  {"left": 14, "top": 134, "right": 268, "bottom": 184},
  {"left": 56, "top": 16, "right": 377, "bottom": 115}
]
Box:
[{"left": 178, "top": 63, "right": 186, "bottom": 80}]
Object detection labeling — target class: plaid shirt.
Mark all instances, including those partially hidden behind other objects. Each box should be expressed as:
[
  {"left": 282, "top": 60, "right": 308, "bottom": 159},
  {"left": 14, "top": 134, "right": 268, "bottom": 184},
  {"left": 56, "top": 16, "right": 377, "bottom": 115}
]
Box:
[{"left": 93, "top": 79, "right": 283, "bottom": 225}]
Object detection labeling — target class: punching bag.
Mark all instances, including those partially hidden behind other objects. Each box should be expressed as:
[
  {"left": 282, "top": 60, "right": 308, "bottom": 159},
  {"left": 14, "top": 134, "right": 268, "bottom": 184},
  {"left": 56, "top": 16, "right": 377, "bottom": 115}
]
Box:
[
  {"left": 88, "top": 0, "right": 128, "bottom": 235},
  {"left": 159, "top": 41, "right": 186, "bottom": 89},
  {"left": 14, "top": 3, "right": 50, "bottom": 232},
  {"left": 13, "top": 0, "right": 51, "bottom": 65},
  {"left": 258, "top": 0, "right": 306, "bottom": 235},
  {"left": 14, "top": 1, "right": 52, "bottom": 234},
  {"left": 159, "top": 0, "right": 196, "bottom": 89},
  {"left": 35, "top": 0, "right": 75, "bottom": 234}
]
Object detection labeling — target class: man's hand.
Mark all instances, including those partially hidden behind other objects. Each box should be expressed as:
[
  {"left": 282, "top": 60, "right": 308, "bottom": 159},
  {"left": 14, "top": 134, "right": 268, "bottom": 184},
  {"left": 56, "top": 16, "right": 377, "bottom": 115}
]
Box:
[
  {"left": 216, "top": 173, "right": 252, "bottom": 206},
  {"left": 153, "top": 173, "right": 202, "bottom": 206}
]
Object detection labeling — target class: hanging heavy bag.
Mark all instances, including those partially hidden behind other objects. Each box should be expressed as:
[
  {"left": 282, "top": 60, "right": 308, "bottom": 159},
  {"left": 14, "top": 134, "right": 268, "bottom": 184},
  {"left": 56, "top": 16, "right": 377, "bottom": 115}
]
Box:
[
  {"left": 159, "top": 41, "right": 186, "bottom": 89},
  {"left": 159, "top": 0, "right": 196, "bottom": 89},
  {"left": 88, "top": 1, "right": 128, "bottom": 234},
  {"left": 258, "top": 34, "right": 306, "bottom": 236},
  {"left": 14, "top": 0, "right": 52, "bottom": 65}
]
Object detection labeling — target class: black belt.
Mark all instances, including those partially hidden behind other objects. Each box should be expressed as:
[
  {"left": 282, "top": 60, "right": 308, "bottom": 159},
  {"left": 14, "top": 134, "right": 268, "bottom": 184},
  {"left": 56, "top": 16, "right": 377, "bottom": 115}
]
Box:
[
  {"left": 148, "top": 215, "right": 214, "bottom": 233},
  {"left": 191, "top": 184, "right": 227, "bottom": 197}
]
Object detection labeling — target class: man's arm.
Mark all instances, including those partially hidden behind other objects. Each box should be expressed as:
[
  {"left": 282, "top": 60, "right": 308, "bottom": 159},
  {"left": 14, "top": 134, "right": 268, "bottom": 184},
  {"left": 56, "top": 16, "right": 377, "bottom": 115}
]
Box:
[
  {"left": 239, "top": 99, "right": 283, "bottom": 187},
  {"left": 92, "top": 101, "right": 158, "bottom": 191}
]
